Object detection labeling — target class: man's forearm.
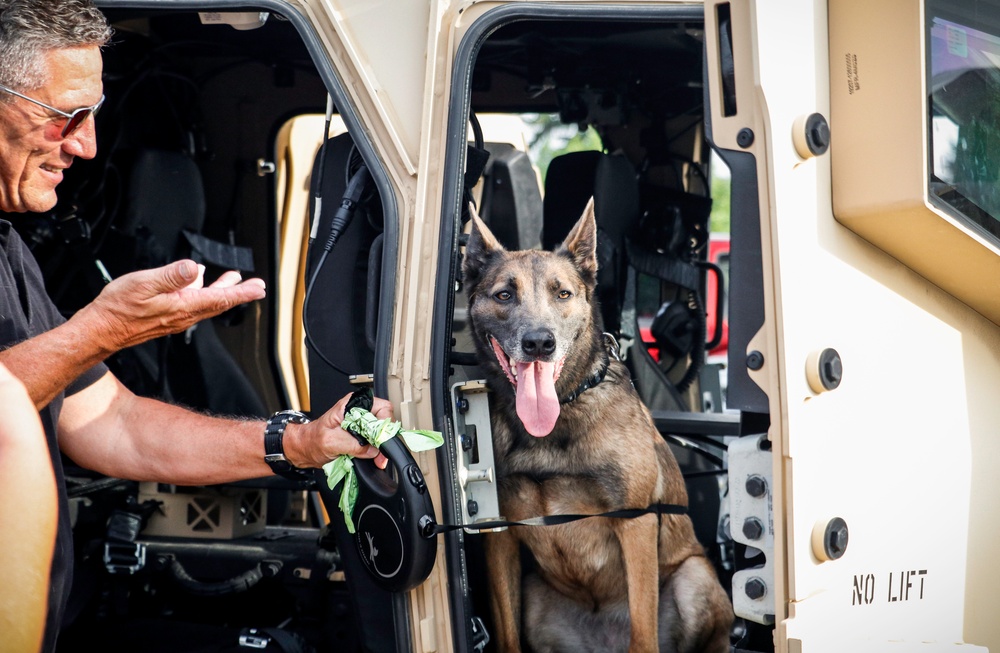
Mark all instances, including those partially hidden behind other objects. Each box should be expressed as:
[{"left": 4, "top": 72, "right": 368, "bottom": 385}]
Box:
[
  {"left": 59, "top": 374, "right": 388, "bottom": 486},
  {"left": 0, "top": 312, "right": 112, "bottom": 409},
  {"left": 109, "top": 394, "right": 272, "bottom": 485}
]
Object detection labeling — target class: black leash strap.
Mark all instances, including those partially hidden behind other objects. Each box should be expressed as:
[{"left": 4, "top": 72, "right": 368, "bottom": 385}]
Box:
[{"left": 419, "top": 503, "right": 688, "bottom": 538}]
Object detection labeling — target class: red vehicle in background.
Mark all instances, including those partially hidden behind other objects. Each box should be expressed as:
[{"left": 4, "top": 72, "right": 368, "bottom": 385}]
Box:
[{"left": 705, "top": 234, "right": 730, "bottom": 362}]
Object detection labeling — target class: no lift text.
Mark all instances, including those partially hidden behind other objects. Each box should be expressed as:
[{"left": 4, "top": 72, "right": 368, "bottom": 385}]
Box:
[{"left": 853, "top": 570, "right": 927, "bottom": 606}]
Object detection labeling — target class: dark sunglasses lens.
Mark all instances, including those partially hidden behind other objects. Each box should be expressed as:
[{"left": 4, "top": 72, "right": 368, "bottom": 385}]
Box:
[{"left": 61, "top": 108, "right": 92, "bottom": 137}]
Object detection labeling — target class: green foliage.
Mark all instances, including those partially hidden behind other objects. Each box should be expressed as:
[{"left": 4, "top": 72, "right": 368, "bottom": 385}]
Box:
[
  {"left": 709, "top": 174, "right": 731, "bottom": 234},
  {"left": 524, "top": 114, "right": 603, "bottom": 184}
]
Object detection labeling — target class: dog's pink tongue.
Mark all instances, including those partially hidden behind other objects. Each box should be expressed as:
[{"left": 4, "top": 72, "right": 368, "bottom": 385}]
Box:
[{"left": 515, "top": 361, "right": 560, "bottom": 437}]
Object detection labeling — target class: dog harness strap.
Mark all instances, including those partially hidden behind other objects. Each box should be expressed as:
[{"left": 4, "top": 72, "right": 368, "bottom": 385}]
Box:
[{"left": 420, "top": 503, "right": 688, "bottom": 537}]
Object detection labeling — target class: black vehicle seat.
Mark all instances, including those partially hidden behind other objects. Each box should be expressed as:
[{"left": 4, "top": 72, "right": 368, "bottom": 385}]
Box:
[
  {"left": 302, "top": 133, "right": 383, "bottom": 409},
  {"left": 111, "top": 148, "right": 267, "bottom": 419},
  {"left": 476, "top": 142, "right": 543, "bottom": 251},
  {"left": 542, "top": 150, "right": 641, "bottom": 337},
  {"left": 542, "top": 150, "right": 690, "bottom": 411}
]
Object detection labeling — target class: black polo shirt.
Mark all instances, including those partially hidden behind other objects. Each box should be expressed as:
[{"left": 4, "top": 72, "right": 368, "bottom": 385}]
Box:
[{"left": 0, "top": 220, "right": 108, "bottom": 652}]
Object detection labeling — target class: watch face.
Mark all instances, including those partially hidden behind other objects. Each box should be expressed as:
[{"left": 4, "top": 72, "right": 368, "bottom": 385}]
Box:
[{"left": 265, "top": 454, "right": 293, "bottom": 472}]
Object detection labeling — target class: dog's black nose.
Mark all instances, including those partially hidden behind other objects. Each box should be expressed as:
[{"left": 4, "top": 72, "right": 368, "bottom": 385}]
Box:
[{"left": 522, "top": 329, "right": 556, "bottom": 357}]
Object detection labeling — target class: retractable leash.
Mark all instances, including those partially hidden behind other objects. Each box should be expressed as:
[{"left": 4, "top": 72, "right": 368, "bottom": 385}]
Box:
[{"left": 417, "top": 503, "right": 690, "bottom": 538}]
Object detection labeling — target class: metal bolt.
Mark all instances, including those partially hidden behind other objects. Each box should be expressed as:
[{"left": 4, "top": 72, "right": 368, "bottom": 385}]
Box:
[
  {"left": 824, "top": 517, "right": 849, "bottom": 560},
  {"left": 467, "top": 499, "right": 479, "bottom": 516},
  {"left": 745, "top": 576, "right": 767, "bottom": 600},
  {"left": 742, "top": 517, "right": 764, "bottom": 541},
  {"left": 818, "top": 348, "right": 843, "bottom": 390},
  {"left": 746, "top": 350, "right": 764, "bottom": 371},
  {"left": 745, "top": 474, "right": 767, "bottom": 498},
  {"left": 456, "top": 397, "right": 470, "bottom": 413},
  {"left": 804, "top": 113, "right": 830, "bottom": 155},
  {"left": 736, "top": 128, "right": 755, "bottom": 148}
]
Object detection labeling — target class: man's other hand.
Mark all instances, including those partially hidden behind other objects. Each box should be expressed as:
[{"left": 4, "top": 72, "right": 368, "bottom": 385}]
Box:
[{"left": 282, "top": 392, "right": 394, "bottom": 471}]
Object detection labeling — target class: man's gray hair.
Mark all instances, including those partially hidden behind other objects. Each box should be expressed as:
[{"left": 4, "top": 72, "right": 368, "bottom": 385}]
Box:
[{"left": 0, "top": 0, "right": 112, "bottom": 93}]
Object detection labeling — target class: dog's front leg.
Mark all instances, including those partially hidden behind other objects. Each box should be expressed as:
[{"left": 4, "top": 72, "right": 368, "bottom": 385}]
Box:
[
  {"left": 485, "top": 528, "right": 522, "bottom": 652},
  {"left": 615, "top": 512, "right": 661, "bottom": 653}
]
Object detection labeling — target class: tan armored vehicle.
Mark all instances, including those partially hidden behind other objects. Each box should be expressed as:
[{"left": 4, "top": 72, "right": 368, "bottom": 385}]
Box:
[{"left": 35, "top": 1, "right": 999, "bottom": 651}]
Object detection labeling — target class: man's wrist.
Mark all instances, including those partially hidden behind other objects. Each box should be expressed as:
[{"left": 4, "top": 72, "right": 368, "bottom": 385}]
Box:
[
  {"left": 67, "top": 303, "right": 121, "bottom": 359},
  {"left": 264, "top": 410, "right": 310, "bottom": 479}
]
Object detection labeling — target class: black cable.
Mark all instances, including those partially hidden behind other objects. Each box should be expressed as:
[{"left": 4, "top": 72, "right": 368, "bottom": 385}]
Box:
[
  {"left": 309, "top": 96, "right": 335, "bottom": 244},
  {"left": 675, "top": 290, "right": 706, "bottom": 394},
  {"left": 302, "top": 164, "right": 372, "bottom": 375}
]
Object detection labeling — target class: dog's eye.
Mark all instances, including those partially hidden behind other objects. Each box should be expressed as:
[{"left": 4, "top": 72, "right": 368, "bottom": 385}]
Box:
[
  {"left": 557, "top": 290, "right": 572, "bottom": 299},
  {"left": 494, "top": 290, "right": 512, "bottom": 302}
]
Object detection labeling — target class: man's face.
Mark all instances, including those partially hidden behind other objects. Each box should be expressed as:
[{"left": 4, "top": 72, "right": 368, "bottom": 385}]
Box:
[{"left": 0, "top": 45, "right": 103, "bottom": 213}]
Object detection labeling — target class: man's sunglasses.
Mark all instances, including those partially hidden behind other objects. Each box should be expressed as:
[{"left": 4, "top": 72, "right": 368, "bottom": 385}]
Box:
[{"left": 0, "top": 83, "right": 105, "bottom": 138}]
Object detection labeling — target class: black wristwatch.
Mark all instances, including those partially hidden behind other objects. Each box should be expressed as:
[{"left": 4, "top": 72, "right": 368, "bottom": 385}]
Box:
[{"left": 264, "top": 410, "right": 311, "bottom": 479}]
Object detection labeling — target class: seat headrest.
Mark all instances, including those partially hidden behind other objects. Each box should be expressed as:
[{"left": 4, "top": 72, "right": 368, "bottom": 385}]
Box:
[{"left": 541, "top": 151, "right": 639, "bottom": 250}]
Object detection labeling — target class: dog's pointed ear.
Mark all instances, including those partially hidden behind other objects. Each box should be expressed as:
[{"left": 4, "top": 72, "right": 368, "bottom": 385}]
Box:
[
  {"left": 557, "top": 197, "right": 598, "bottom": 285},
  {"left": 463, "top": 202, "right": 504, "bottom": 290}
]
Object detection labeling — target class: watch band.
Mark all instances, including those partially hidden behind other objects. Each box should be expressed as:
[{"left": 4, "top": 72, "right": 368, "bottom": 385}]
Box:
[{"left": 264, "top": 410, "right": 310, "bottom": 479}]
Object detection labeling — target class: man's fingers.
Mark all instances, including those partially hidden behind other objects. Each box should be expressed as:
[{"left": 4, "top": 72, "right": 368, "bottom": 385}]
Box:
[
  {"left": 186, "top": 275, "right": 266, "bottom": 315},
  {"left": 184, "top": 264, "right": 207, "bottom": 290},
  {"left": 184, "top": 285, "right": 266, "bottom": 321},
  {"left": 220, "top": 280, "right": 267, "bottom": 304},
  {"left": 209, "top": 270, "right": 243, "bottom": 288},
  {"left": 356, "top": 444, "right": 388, "bottom": 470},
  {"left": 153, "top": 259, "right": 201, "bottom": 292},
  {"left": 371, "top": 398, "right": 394, "bottom": 421}
]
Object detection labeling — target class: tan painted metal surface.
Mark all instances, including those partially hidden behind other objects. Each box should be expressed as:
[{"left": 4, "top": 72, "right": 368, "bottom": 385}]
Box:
[
  {"left": 746, "top": 0, "right": 998, "bottom": 650},
  {"left": 302, "top": 0, "right": 1000, "bottom": 650}
]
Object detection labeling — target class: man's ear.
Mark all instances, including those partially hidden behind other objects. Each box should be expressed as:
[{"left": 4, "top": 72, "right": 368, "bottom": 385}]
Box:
[
  {"left": 462, "top": 202, "right": 504, "bottom": 290},
  {"left": 556, "top": 197, "right": 598, "bottom": 286}
]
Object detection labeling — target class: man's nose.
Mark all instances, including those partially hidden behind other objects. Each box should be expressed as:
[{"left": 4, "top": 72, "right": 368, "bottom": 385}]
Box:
[{"left": 61, "top": 117, "right": 98, "bottom": 159}]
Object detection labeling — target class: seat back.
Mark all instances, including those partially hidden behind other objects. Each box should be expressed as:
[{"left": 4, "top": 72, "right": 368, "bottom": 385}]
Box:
[
  {"left": 542, "top": 150, "right": 641, "bottom": 336},
  {"left": 107, "top": 148, "right": 266, "bottom": 418},
  {"left": 303, "top": 133, "right": 383, "bottom": 410},
  {"left": 477, "top": 142, "right": 543, "bottom": 251}
]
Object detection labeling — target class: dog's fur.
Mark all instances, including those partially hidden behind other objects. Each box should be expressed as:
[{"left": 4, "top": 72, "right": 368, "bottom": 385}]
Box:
[{"left": 463, "top": 200, "right": 733, "bottom": 652}]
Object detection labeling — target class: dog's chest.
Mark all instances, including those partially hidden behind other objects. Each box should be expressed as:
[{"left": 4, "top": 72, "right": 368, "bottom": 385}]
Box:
[
  {"left": 496, "top": 458, "right": 635, "bottom": 603},
  {"left": 495, "top": 441, "right": 630, "bottom": 519}
]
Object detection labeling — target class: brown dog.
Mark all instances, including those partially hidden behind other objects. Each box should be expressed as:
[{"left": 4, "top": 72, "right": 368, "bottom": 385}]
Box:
[{"left": 462, "top": 199, "right": 733, "bottom": 652}]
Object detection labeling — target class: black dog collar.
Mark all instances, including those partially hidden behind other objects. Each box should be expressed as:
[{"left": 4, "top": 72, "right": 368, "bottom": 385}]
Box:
[
  {"left": 559, "top": 332, "right": 620, "bottom": 404},
  {"left": 560, "top": 362, "right": 608, "bottom": 404}
]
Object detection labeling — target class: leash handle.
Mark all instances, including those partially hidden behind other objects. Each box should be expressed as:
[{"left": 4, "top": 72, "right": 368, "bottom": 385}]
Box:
[{"left": 419, "top": 503, "right": 688, "bottom": 538}]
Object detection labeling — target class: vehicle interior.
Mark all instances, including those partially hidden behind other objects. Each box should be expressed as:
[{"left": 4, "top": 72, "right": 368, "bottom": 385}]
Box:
[
  {"left": 19, "top": 3, "right": 768, "bottom": 652},
  {"left": 440, "top": 8, "right": 767, "bottom": 652}
]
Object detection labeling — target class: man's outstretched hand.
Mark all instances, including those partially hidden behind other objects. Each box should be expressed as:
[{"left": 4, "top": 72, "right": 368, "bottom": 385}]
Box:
[{"left": 76, "top": 259, "right": 267, "bottom": 352}]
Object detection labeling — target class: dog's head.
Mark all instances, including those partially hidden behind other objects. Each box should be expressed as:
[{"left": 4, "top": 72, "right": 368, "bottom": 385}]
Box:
[{"left": 463, "top": 199, "right": 601, "bottom": 437}]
